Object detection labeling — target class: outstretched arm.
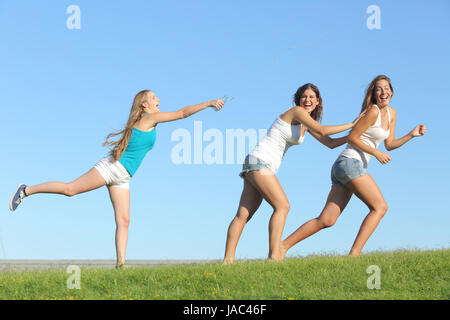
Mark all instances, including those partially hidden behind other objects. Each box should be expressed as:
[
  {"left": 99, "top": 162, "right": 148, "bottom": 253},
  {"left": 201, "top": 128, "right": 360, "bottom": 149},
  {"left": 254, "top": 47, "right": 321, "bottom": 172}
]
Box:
[
  {"left": 321, "top": 122, "right": 354, "bottom": 136},
  {"left": 144, "top": 100, "right": 224, "bottom": 127},
  {"left": 384, "top": 107, "right": 426, "bottom": 151},
  {"left": 293, "top": 107, "right": 363, "bottom": 137}
]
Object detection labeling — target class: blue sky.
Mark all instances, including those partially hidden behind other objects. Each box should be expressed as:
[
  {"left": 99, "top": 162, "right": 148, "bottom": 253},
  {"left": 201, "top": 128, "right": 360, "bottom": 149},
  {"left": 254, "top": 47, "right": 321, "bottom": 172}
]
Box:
[{"left": 1, "top": 0, "right": 449, "bottom": 260}]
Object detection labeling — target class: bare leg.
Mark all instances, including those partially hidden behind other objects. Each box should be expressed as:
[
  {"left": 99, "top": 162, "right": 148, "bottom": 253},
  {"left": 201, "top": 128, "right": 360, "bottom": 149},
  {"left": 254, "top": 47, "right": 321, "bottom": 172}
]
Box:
[
  {"left": 108, "top": 186, "right": 131, "bottom": 267},
  {"left": 223, "top": 179, "right": 263, "bottom": 264},
  {"left": 245, "top": 169, "right": 291, "bottom": 261},
  {"left": 24, "top": 167, "right": 106, "bottom": 197},
  {"left": 281, "top": 186, "right": 352, "bottom": 258},
  {"left": 345, "top": 174, "right": 388, "bottom": 256}
]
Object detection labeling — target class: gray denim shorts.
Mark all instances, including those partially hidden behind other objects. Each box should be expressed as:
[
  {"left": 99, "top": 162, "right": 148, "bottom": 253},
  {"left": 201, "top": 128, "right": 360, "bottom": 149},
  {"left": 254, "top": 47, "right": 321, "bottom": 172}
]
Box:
[
  {"left": 239, "top": 155, "right": 271, "bottom": 179},
  {"left": 331, "top": 156, "right": 367, "bottom": 187}
]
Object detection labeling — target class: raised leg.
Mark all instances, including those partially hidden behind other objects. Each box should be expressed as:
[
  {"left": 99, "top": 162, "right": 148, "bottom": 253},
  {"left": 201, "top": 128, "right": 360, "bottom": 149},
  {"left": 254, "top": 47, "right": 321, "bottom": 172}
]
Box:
[{"left": 25, "top": 167, "right": 106, "bottom": 197}]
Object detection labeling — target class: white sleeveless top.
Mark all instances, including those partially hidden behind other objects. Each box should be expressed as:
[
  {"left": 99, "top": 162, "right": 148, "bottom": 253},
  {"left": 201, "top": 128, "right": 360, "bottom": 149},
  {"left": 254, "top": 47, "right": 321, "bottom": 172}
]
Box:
[
  {"left": 249, "top": 117, "right": 305, "bottom": 173},
  {"left": 340, "top": 105, "right": 391, "bottom": 168}
]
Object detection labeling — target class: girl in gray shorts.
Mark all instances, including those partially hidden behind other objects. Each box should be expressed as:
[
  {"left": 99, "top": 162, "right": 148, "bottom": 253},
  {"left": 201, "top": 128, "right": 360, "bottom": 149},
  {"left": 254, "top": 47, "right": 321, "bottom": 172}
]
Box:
[{"left": 280, "top": 75, "right": 427, "bottom": 257}]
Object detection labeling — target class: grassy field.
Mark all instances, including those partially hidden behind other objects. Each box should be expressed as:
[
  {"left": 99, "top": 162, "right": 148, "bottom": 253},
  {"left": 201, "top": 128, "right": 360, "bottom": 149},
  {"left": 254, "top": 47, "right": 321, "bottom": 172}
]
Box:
[{"left": 0, "top": 249, "right": 448, "bottom": 300}]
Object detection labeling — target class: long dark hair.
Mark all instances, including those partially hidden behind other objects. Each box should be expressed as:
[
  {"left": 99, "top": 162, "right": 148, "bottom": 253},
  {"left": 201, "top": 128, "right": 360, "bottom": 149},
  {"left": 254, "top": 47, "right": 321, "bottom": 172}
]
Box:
[{"left": 293, "top": 83, "right": 323, "bottom": 122}]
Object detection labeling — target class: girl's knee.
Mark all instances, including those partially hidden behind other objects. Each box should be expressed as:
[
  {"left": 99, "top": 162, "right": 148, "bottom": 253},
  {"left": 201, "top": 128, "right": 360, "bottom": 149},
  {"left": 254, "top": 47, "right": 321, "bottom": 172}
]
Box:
[
  {"left": 274, "top": 201, "right": 290, "bottom": 216},
  {"left": 318, "top": 216, "right": 337, "bottom": 228},
  {"left": 378, "top": 202, "right": 388, "bottom": 215},
  {"left": 116, "top": 215, "right": 130, "bottom": 228},
  {"left": 371, "top": 202, "right": 388, "bottom": 218},
  {"left": 236, "top": 209, "right": 253, "bottom": 223},
  {"left": 381, "top": 202, "right": 388, "bottom": 215},
  {"left": 282, "top": 201, "right": 290, "bottom": 213}
]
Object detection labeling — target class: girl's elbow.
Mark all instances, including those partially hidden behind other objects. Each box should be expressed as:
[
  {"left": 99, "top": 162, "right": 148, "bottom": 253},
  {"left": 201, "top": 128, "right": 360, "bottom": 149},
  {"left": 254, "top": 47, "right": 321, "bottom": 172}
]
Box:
[
  {"left": 179, "top": 110, "right": 186, "bottom": 119},
  {"left": 347, "top": 136, "right": 357, "bottom": 146},
  {"left": 348, "top": 136, "right": 361, "bottom": 148},
  {"left": 384, "top": 140, "right": 394, "bottom": 151},
  {"left": 324, "top": 139, "right": 335, "bottom": 149},
  {"left": 323, "top": 137, "right": 336, "bottom": 149}
]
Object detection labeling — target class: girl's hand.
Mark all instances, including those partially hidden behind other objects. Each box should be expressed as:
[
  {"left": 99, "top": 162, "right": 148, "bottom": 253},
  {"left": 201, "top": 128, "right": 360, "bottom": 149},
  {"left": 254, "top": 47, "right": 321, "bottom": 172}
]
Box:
[
  {"left": 209, "top": 99, "right": 225, "bottom": 111},
  {"left": 375, "top": 150, "right": 391, "bottom": 164},
  {"left": 410, "top": 124, "right": 426, "bottom": 137}
]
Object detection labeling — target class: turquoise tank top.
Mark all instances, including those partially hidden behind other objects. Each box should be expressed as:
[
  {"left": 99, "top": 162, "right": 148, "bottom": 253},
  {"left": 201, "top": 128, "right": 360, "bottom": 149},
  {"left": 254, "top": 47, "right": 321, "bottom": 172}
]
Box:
[{"left": 119, "top": 127, "right": 157, "bottom": 176}]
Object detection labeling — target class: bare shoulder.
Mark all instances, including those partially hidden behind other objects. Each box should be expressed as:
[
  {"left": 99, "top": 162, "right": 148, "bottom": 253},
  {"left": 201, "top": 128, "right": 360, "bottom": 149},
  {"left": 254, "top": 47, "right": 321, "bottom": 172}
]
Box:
[
  {"left": 291, "top": 105, "right": 309, "bottom": 117},
  {"left": 356, "top": 105, "right": 379, "bottom": 127},
  {"left": 135, "top": 114, "right": 156, "bottom": 131},
  {"left": 367, "top": 104, "right": 380, "bottom": 113},
  {"left": 281, "top": 106, "right": 299, "bottom": 115},
  {"left": 280, "top": 106, "right": 301, "bottom": 122},
  {"left": 365, "top": 105, "right": 380, "bottom": 118},
  {"left": 387, "top": 106, "right": 397, "bottom": 116}
]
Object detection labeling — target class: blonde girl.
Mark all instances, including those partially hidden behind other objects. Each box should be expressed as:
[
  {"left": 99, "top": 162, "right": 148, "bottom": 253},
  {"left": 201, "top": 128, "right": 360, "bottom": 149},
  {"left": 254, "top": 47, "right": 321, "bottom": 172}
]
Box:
[
  {"left": 10, "top": 90, "right": 225, "bottom": 267},
  {"left": 280, "top": 75, "right": 426, "bottom": 258}
]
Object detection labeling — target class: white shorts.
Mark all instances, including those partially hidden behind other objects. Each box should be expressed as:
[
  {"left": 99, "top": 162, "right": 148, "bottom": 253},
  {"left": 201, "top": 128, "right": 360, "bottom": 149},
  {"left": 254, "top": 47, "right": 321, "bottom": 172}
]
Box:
[{"left": 94, "top": 157, "right": 131, "bottom": 189}]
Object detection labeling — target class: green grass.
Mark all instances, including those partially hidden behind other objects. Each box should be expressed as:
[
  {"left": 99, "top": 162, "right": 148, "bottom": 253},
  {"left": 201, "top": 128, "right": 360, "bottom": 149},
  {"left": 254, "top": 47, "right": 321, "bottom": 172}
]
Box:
[{"left": 0, "top": 249, "right": 448, "bottom": 300}]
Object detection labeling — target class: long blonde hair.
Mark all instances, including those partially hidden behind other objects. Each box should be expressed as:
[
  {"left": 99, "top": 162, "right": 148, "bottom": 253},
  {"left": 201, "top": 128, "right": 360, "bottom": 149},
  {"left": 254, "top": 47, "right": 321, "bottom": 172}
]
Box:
[
  {"left": 103, "top": 90, "right": 150, "bottom": 161},
  {"left": 361, "top": 75, "right": 394, "bottom": 112}
]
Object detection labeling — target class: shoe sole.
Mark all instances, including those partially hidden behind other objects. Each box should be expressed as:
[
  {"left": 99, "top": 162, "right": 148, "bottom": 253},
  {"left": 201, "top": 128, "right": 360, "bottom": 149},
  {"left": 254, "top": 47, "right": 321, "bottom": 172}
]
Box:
[{"left": 9, "top": 183, "right": 24, "bottom": 212}]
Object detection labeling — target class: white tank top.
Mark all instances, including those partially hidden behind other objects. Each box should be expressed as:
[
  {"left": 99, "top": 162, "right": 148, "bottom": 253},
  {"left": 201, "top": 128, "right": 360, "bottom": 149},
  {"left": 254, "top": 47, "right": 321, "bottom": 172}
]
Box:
[
  {"left": 340, "top": 105, "right": 391, "bottom": 168},
  {"left": 249, "top": 117, "right": 305, "bottom": 173}
]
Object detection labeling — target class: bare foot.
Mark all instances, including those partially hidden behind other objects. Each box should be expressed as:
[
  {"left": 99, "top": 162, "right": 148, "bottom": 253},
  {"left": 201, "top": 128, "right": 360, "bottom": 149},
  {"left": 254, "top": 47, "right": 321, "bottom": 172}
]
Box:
[
  {"left": 280, "top": 241, "right": 288, "bottom": 260},
  {"left": 267, "top": 250, "right": 283, "bottom": 262},
  {"left": 223, "top": 258, "right": 234, "bottom": 265},
  {"left": 267, "top": 256, "right": 283, "bottom": 262},
  {"left": 348, "top": 251, "right": 363, "bottom": 257}
]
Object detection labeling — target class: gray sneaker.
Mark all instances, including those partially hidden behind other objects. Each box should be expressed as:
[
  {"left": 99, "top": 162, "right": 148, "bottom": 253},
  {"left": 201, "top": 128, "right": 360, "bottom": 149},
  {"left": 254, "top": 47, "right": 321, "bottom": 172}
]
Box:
[{"left": 9, "top": 183, "right": 27, "bottom": 211}]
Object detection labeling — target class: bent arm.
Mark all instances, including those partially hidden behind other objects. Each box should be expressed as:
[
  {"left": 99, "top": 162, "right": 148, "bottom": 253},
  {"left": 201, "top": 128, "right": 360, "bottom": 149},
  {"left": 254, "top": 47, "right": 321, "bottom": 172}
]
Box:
[
  {"left": 292, "top": 107, "right": 325, "bottom": 136},
  {"left": 384, "top": 108, "right": 426, "bottom": 151},
  {"left": 347, "top": 106, "right": 380, "bottom": 157},
  {"left": 384, "top": 109, "right": 406, "bottom": 150}
]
